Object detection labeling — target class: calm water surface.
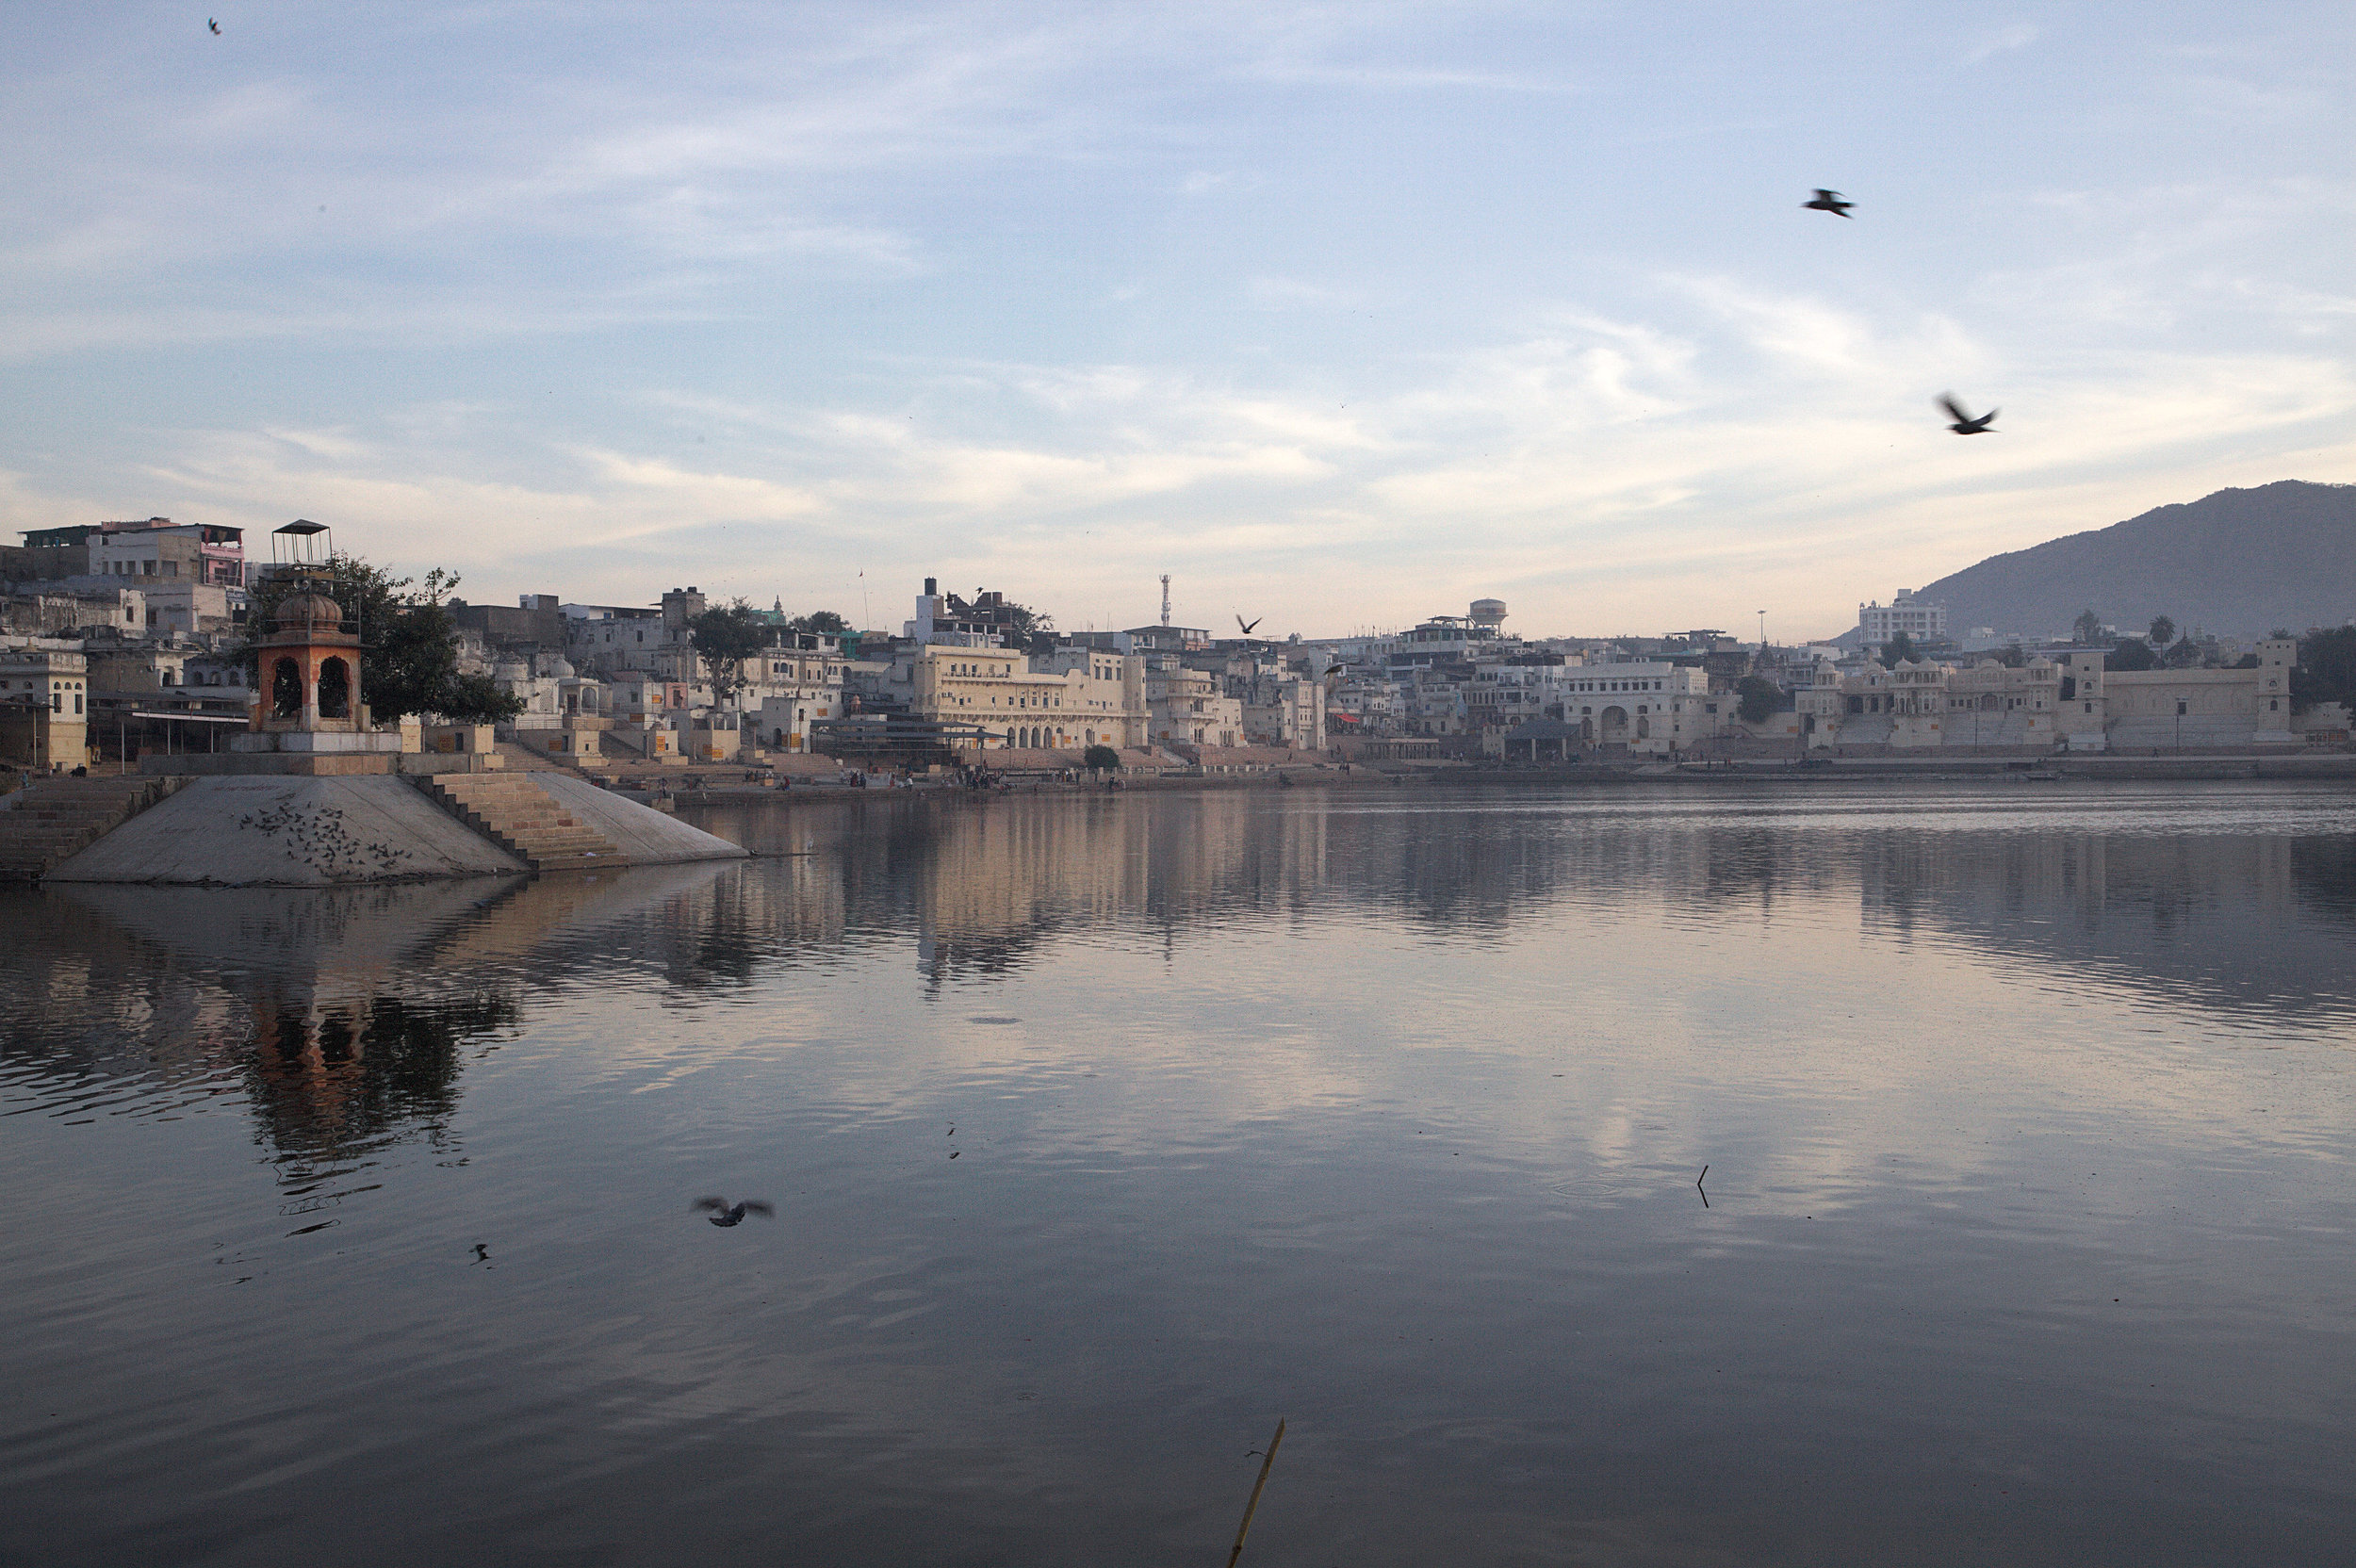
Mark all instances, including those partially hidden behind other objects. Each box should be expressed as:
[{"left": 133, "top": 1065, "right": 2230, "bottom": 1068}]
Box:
[{"left": 4, "top": 781, "right": 2353, "bottom": 1565}]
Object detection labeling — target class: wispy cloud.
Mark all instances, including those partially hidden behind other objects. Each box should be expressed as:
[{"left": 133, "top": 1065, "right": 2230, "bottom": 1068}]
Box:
[
  {"left": 3, "top": 1, "right": 2349, "bottom": 635},
  {"left": 1965, "top": 24, "right": 2040, "bottom": 65}
]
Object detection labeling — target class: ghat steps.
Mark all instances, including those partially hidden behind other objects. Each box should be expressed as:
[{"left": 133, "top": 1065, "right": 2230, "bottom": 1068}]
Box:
[
  {"left": 420, "top": 775, "right": 624, "bottom": 872},
  {"left": 0, "top": 776, "right": 191, "bottom": 881}
]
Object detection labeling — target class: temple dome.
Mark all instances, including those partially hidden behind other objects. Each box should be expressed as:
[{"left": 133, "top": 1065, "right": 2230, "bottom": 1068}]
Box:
[{"left": 274, "top": 593, "right": 345, "bottom": 631}]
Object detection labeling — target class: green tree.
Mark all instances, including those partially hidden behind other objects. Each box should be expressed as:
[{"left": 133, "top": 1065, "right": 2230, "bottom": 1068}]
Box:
[
  {"left": 1998, "top": 642, "right": 2027, "bottom": 668},
  {"left": 1083, "top": 743, "right": 1121, "bottom": 772},
  {"left": 2292, "top": 624, "right": 2356, "bottom": 712},
  {"left": 1735, "top": 675, "right": 1779, "bottom": 724},
  {"left": 2148, "top": 614, "right": 2176, "bottom": 648},
  {"left": 2072, "top": 609, "right": 2103, "bottom": 645},
  {"left": 1878, "top": 629, "right": 1919, "bottom": 668},
  {"left": 687, "top": 599, "right": 772, "bottom": 696},
  {"left": 2106, "top": 638, "right": 2158, "bottom": 671},
  {"left": 790, "top": 610, "right": 851, "bottom": 636},
  {"left": 239, "top": 553, "right": 522, "bottom": 725},
  {"left": 998, "top": 599, "right": 1055, "bottom": 656}
]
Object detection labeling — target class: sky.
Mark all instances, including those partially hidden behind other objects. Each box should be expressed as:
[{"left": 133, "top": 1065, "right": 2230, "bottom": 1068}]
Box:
[{"left": 3, "top": 2, "right": 2350, "bottom": 641}]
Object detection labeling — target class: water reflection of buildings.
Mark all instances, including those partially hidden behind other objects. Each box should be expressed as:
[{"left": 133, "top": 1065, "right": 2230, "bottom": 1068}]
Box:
[
  {"left": 9, "top": 793, "right": 2350, "bottom": 1169},
  {"left": 691, "top": 791, "right": 2356, "bottom": 1023}
]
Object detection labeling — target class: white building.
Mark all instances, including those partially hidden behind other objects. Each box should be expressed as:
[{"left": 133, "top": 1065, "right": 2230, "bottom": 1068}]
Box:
[
  {"left": 1556, "top": 661, "right": 1715, "bottom": 751},
  {"left": 1858, "top": 590, "right": 1947, "bottom": 647}
]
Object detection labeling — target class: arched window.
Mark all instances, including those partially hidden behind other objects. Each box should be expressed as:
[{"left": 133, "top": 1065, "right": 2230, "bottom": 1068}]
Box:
[
  {"left": 271, "top": 658, "right": 302, "bottom": 719},
  {"left": 317, "top": 658, "right": 352, "bottom": 719}
]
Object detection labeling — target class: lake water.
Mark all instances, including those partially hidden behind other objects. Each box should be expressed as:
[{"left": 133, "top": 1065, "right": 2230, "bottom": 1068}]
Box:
[{"left": 4, "top": 781, "right": 2353, "bottom": 1566}]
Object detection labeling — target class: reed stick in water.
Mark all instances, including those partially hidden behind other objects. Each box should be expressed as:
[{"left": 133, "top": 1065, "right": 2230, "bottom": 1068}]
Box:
[{"left": 1224, "top": 1417, "right": 1286, "bottom": 1567}]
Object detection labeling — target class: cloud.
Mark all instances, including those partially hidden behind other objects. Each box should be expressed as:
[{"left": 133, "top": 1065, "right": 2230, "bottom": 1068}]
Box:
[{"left": 1964, "top": 24, "right": 2040, "bottom": 65}]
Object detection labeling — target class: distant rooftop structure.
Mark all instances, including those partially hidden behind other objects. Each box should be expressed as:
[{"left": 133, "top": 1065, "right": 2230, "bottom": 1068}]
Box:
[{"left": 1858, "top": 589, "right": 1947, "bottom": 646}]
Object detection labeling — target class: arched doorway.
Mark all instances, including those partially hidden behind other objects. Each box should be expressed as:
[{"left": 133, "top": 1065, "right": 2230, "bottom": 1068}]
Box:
[
  {"left": 1598, "top": 705, "right": 1630, "bottom": 744},
  {"left": 271, "top": 657, "right": 302, "bottom": 720},
  {"left": 317, "top": 658, "right": 352, "bottom": 719}
]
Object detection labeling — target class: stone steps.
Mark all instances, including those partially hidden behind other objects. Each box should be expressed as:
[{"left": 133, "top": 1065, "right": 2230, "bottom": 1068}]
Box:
[
  {"left": 0, "top": 776, "right": 190, "bottom": 880},
  {"left": 418, "top": 776, "right": 623, "bottom": 872}
]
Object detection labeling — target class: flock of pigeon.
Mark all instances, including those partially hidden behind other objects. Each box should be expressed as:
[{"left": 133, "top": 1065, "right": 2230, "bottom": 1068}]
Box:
[
  {"left": 236, "top": 802, "right": 416, "bottom": 879},
  {"left": 1806, "top": 188, "right": 1997, "bottom": 436}
]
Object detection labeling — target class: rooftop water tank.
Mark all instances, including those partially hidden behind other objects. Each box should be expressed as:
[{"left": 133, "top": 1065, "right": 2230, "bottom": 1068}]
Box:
[{"left": 1469, "top": 598, "right": 1508, "bottom": 628}]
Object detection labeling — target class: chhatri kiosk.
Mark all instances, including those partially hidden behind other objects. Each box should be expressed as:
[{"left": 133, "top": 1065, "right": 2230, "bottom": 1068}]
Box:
[{"left": 224, "top": 520, "right": 408, "bottom": 773}]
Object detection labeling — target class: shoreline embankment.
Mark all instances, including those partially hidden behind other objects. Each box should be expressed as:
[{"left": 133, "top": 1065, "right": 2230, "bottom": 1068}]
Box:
[{"left": 632, "top": 749, "right": 2356, "bottom": 810}]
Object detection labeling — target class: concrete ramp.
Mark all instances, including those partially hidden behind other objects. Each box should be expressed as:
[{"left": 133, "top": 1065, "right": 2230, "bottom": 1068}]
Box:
[
  {"left": 528, "top": 775, "right": 746, "bottom": 867},
  {"left": 43, "top": 771, "right": 746, "bottom": 885},
  {"left": 45, "top": 776, "right": 531, "bottom": 885}
]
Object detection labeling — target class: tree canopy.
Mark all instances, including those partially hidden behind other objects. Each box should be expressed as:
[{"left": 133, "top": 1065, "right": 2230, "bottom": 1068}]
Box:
[
  {"left": 687, "top": 599, "right": 772, "bottom": 695},
  {"left": 239, "top": 554, "right": 522, "bottom": 725},
  {"left": 2073, "top": 609, "right": 2103, "bottom": 645},
  {"left": 1082, "top": 744, "right": 1121, "bottom": 772},
  {"left": 2106, "top": 638, "right": 2158, "bottom": 671},
  {"left": 790, "top": 610, "right": 850, "bottom": 636},
  {"left": 1735, "top": 675, "right": 1779, "bottom": 724},
  {"left": 2292, "top": 625, "right": 2356, "bottom": 713},
  {"left": 1877, "top": 629, "right": 1919, "bottom": 668},
  {"left": 2148, "top": 614, "right": 2177, "bottom": 648}
]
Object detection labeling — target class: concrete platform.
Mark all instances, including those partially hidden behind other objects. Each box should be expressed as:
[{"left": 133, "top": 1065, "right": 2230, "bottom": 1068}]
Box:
[
  {"left": 42, "top": 774, "right": 746, "bottom": 886},
  {"left": 529, "top": 775, "right": 748, "bottom": 867}
]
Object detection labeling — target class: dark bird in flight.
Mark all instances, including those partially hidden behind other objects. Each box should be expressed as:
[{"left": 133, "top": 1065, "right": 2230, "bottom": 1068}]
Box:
[
  {"left": 208, "top": 18, "right": 221, "bottom": 32},
  {"left": 1802, "top": 188, "right": 1854, "bottom": 218},
  {"left": 1236, "top": 614, "right": 1262, "bottom": 636},
  {"left": 692, "top": 1197, "right": 775, "bottom": 1227},
  {"left": 1938, "top": 394, "right": 1999, "bottom": 434}
]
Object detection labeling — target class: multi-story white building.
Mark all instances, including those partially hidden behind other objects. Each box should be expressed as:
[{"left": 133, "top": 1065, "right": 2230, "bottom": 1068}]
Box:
[
  {"left": 1144, "top": 656, "right": 1242, "bottom": 749},
  {"left": 1857, "top": 590, "right": 1947, "bottom": 648},
  {"left": 1554, "top": 661, "right": 1714, "bottom": 751},
  {"left": 83, "top": 518, "right": 246, "bottom": 589},
  {"left": 1791, "top": 639, "right": 2299, "bottom": 752},
  {"left": 911, "top": 644, "right": 1149, "bottom": 752}
]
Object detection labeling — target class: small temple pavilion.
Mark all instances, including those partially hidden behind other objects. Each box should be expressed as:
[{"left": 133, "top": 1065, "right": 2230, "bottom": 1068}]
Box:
[{"left": 223, "top": 587, "right": 407, "bottom": 772}]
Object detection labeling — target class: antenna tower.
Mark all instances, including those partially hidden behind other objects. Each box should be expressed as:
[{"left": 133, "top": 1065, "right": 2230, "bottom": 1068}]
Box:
[{"left": 1160, "top": 574, "right": 1171, "bottom": 627}]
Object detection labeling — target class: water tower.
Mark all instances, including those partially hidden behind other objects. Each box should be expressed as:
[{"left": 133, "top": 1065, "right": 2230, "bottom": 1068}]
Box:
[{"left": 1469, "top": 598, "right": 1508, "bottom": 630}]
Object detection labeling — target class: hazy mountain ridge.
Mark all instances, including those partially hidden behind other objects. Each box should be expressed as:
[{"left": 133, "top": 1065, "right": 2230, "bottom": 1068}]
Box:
[{"left": 1893, "top": 481, "right": 2356, "bottom": 641}]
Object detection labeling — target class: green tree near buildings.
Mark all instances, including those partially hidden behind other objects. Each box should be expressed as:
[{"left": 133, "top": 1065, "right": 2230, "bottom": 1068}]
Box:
[
  {"left": 2106, "top": 638, "right": 2159, "bottom": 671},
  {"left": 2292, "top": 624, "right": 2356, "bottom": 712},
  {"left": 687, "top": 599, "right": 773, "bottom": 697},
  {"left": 239, "top": 554, "right": 522, "bottom": 725},
  {"left": 1877, "top": 629, "right": 1919, "bottom": 668},
  {"left": 2148, "top": 614, "right": 2176, "bottom": 648},
  {"left": 1735, "top": 675, "right": 1780, "bottom": 724},
  {"left": 2073, "top": 609, "right": 2104, "bottom": 645},
  {"left": 790, "top": 610, "right": 851, "bottom": 636},
  {"left": 1083, "top": 744, "right": 1121, "bottom": 772}
]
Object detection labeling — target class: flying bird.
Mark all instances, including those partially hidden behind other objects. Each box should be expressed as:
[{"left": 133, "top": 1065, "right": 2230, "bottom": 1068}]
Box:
[
  {"left": 1802, "top": 188, "right": 1854, "bottom": 218},
  {"left": 207, "top": 17, "right": 221, "bottom": 32},
  {"left": 1938, "top": 394, "right": 1999, "bottom": 434},
  {"left": 692, "top": 1197, "right": 775, "bottom": 1228},
  {"left": 1236, "top": 614, "right": 1262, "bottom": 636}
]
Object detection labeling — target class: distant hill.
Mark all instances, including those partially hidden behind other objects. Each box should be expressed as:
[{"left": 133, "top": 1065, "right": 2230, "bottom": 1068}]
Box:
[{"left": 1893, "top": 481, "right": 2356, "bottom": 641}]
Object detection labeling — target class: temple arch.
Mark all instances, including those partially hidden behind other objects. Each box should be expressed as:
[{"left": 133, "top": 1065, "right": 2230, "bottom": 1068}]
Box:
[
  {"left": 271, "top": 658, "right": 302, "bottom": 720},
  {"left": 317, "top": 658, "right": 352, "bottom": 719}
]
